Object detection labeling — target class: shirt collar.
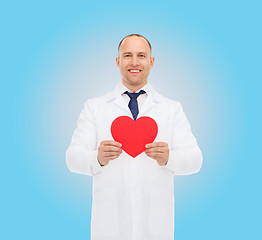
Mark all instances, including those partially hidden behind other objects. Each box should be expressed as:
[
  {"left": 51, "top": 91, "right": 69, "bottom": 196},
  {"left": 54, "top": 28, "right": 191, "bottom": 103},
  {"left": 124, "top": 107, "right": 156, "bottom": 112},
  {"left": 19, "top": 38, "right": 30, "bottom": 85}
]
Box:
[
  {"left": 118, "top": 82, "right": 149, "bottom": 95},
  {"left": 106, "top": 81, "right": 164, "bottom": 103}
]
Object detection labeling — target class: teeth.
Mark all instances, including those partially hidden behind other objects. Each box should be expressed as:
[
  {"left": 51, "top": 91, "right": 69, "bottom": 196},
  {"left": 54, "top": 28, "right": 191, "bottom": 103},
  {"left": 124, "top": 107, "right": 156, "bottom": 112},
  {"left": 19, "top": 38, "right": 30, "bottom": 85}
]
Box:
[{"left": 130, "top": 70, "right": 140, "bottom": 73}]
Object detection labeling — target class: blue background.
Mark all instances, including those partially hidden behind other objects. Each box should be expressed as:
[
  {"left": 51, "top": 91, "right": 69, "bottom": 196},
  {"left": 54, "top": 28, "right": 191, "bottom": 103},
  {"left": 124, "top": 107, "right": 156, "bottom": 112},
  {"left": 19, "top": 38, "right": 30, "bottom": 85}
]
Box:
[{"left": 1, "top": 0, "right": 261, "bottom": 239}]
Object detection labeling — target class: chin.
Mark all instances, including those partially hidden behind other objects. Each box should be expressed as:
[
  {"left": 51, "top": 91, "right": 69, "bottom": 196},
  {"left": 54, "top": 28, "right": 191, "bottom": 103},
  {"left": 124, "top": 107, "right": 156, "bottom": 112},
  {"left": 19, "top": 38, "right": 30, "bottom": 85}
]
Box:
[{"left": 130, "top": 79, "right": 146, "bottom": 84}]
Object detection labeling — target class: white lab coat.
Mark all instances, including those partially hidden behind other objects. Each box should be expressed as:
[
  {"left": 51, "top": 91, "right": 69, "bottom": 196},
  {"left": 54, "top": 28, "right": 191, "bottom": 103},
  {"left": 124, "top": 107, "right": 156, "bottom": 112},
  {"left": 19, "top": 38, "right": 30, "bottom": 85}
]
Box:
[{"left": 66, "top": 83, "right": 202, "bottom": 240}]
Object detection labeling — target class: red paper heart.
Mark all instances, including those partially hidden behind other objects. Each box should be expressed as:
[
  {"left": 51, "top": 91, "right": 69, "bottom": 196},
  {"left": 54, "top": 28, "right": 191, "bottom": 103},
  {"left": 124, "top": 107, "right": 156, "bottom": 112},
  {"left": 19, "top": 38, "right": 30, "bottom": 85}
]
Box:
[{"left": 111, "top": 116, "right": 158, "bottom": 158}]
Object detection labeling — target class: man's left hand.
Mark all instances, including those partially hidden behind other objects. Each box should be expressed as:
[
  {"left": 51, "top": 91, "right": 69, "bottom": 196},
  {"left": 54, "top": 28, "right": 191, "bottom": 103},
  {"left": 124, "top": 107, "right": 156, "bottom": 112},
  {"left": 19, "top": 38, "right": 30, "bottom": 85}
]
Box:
[{"left": 145, "top": 142, "right": 169, "bottom": 166}]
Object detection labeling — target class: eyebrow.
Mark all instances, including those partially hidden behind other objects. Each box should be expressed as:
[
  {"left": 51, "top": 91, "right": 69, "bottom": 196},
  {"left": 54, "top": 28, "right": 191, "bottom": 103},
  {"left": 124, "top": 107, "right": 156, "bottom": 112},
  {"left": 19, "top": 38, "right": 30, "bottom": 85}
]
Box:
[{"left": 122, "top": 52, "right": 148, "bottom": 55}]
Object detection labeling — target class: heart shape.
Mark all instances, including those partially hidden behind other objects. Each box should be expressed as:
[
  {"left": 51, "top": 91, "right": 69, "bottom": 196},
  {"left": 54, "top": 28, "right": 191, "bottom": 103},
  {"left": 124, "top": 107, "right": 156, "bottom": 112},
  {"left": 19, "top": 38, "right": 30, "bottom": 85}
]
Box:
[{"left": 111, "top": 116, "right": 158, "bottom": 158}]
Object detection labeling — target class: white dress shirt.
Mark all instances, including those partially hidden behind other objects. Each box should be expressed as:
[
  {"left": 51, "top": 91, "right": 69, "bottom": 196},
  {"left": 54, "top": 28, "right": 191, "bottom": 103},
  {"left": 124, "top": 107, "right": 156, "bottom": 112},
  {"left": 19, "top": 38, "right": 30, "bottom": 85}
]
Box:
[{"left": 118, "top": 82, "right": 149, "bottom": 113}]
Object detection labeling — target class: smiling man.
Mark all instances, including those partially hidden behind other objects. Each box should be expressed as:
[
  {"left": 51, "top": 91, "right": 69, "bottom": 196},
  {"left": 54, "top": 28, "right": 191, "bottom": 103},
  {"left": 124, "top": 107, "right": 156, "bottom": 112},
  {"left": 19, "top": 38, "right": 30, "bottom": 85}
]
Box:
[
  {"left": 116, "top": 35, "right": 154, "bottom": 92},
  {"left": 66, "top": 34, "right": 203, "bottom": 240}
]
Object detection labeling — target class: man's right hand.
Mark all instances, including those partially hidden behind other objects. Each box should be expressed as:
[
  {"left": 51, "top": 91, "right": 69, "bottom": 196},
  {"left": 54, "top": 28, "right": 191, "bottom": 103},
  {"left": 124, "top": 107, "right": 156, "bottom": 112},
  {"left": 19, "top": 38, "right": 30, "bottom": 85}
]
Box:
[{"left": 97, "top": 140, "right": 122, "bottom": 166}]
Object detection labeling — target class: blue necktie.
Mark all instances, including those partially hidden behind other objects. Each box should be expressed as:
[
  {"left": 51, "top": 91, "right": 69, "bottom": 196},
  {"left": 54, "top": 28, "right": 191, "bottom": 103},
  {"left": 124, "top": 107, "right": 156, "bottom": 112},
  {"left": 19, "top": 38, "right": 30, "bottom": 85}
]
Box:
[{"left": 124, "top": 90, "right": 146, "bottom": 121}]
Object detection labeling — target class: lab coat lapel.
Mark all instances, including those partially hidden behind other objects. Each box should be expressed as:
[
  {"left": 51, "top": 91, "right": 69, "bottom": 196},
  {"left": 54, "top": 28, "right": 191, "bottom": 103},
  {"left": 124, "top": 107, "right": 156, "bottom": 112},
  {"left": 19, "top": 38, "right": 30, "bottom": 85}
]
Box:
[
  {"left": 107, "top": 83, "right": 164, "bottom": 118},
  {"left": 107, "top": 84, "right": 131, "bottom": 115},
  {"left": 137, "top": 83, "right": 164, "bottom": 118},
  {"left": 137, "top": 93, "right": 156, "bottom": 117},
  {"left": 113, "top": 94, "right": 129, "bottom": 113}
]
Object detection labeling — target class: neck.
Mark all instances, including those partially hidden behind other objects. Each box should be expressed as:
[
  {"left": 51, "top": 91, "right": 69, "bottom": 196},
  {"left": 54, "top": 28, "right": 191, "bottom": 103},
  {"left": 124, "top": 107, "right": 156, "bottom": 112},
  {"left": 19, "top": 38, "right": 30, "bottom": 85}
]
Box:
[{"left": 122, "top": 80, "right": 147, "bottom": 93}]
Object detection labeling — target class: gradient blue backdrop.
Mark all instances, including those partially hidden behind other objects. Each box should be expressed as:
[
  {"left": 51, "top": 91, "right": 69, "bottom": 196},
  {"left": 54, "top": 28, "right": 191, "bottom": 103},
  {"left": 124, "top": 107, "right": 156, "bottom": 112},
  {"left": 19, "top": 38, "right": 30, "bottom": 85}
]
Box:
[{"left": 1, "top": 0, "right": 261, "bottom": 239}]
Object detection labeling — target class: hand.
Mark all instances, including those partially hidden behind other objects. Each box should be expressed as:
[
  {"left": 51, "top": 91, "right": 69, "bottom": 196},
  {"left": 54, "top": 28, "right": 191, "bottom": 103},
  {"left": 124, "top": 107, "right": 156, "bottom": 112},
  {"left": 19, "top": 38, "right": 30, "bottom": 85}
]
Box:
[
  {"left": 145, "top": 142, "right": 169, "bottom": 166},
  {"left": 97, "top": 140, "right": 122, "bottom": 166}
]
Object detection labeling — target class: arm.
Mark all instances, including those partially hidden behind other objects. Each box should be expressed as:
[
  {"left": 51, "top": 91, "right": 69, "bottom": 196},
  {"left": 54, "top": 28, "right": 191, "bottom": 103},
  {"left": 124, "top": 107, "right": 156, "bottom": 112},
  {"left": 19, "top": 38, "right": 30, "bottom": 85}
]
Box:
[
  {"left": 66, "top": 101, "right": 103, "bottom": 176},
  {"left": 162, "top": 102, "right": 203, "bottom": 175}
]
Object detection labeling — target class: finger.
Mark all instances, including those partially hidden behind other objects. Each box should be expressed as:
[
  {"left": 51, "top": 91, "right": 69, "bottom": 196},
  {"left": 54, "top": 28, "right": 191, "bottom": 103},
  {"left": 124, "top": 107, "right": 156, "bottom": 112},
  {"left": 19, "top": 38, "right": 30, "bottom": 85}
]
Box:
[
  {"left": 145, "top": 147, "right": 165, "bottom": 153},
  {"left": 145, "top": 151, "right": 162, "bottom": 159},
  {"left": 103, "top": 152, "right": 121, "bottom": 157},
  {"left": 107, "top": 155, "right": 121, "bottom": 161},
  {"left": 103, "top": 145, "right": 123, "bottom": 153},
  {"left": 102, "top": 140, "right": 122, "bottom": 148},
  {"left": 145, "top": 142, "right": 167, "bottom": 149}
]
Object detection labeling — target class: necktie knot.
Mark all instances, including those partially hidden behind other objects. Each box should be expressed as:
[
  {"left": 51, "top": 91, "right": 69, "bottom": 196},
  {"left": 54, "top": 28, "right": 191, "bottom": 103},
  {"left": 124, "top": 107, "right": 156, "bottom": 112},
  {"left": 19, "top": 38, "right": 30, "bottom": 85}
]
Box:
[{"left": 124, "top": 90, "right": 146, "bottom": 100}]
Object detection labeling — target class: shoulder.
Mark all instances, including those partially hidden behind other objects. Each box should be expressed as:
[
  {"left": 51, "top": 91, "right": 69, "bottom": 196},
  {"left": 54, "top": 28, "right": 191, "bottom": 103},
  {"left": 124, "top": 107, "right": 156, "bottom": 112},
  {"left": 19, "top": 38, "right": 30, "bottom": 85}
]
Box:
[
  {"left": 85, "top": 91, "right": 112, "bottom": 104},
  {"left": 150, "top": 84, "right": 182, "bottom": 110},
  {"left": 81, "top": 89, "right": 114, "bottom": 112},
  {"left": 162, "top": 95, "right": 181, "bottom": 106},
  {"left": 160, "top": 97, "right": 184, "bottom": 117}
]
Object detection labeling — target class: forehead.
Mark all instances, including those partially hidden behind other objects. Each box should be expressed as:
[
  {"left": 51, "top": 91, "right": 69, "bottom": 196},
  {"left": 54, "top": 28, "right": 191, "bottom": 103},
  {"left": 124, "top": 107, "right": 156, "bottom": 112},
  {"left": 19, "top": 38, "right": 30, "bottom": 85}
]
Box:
[{"left": 119, "top": 36, "right": 151, "bottom": 54}]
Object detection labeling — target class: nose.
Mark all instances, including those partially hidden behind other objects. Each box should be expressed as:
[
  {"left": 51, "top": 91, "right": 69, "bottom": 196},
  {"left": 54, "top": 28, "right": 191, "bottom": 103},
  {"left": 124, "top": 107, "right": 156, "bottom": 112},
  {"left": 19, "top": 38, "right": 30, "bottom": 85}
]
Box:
[{"left": 130, "top": 56, "right": 139, "bottom": 67}]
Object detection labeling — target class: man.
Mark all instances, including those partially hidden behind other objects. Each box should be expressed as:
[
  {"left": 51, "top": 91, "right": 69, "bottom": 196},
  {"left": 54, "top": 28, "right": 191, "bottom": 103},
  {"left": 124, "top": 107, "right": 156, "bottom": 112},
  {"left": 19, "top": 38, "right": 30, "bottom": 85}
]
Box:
[{"left": 66, "top": 34, "right": 203, "bottom": 240}]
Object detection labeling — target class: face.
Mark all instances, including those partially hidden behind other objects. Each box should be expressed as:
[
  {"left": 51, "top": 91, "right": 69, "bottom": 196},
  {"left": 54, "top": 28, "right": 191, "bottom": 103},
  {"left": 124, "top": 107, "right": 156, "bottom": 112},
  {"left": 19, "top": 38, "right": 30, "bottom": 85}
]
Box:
[{"left": 116, "top": 36, "right": 155, "bottom": 92}]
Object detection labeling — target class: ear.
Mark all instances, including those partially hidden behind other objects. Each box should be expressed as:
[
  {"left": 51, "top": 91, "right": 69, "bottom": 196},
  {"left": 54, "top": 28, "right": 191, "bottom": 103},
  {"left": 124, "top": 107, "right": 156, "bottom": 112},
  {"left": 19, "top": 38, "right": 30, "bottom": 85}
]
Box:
[
  {"left": 116, "top": 57, "right": 120, "bottom": 68},
  {"left": 150, "top": 57, "right": 155, "bottom": 68}
]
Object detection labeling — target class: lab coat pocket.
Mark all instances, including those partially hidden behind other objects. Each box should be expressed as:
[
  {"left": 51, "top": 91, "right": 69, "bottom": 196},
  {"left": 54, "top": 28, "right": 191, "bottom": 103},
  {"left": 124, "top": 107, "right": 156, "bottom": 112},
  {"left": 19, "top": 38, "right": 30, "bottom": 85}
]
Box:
[
  {"left": 91, "top": 189, "right": 118, "bottom": 236},
  {"left": 148, "top": 188, "right": 174, "bottom": 236}
]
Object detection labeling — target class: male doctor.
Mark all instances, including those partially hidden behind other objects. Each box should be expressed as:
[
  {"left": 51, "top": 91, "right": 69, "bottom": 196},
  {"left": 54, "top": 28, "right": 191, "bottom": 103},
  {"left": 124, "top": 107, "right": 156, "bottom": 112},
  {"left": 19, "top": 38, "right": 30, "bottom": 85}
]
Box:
[{"left": 66, "top": 34, "right": 203, "bottom": 240}]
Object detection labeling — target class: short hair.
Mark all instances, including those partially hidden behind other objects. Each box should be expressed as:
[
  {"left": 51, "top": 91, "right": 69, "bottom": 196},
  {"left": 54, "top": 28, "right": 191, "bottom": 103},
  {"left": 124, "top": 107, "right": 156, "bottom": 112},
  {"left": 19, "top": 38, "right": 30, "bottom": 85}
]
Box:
[{"left": 118, "top": 34, "right": 152, "bottom": 53}]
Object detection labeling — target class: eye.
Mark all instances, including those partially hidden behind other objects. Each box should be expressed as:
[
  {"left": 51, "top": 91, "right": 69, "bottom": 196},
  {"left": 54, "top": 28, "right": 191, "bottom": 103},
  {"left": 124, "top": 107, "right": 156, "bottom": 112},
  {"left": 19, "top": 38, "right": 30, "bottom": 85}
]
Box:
[
  {"left": 124, "top": 54, "right": 131, "bottom": 58},
  {"left": 139, "top": 54, "right": 145, "bottom": 58}
]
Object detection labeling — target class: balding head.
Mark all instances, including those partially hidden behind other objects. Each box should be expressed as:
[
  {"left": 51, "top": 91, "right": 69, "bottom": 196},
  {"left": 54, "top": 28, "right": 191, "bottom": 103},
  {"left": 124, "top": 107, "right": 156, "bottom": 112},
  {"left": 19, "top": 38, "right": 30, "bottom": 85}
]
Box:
[{"left": 118, "top": 34, "right": 152, "bottom": 56}]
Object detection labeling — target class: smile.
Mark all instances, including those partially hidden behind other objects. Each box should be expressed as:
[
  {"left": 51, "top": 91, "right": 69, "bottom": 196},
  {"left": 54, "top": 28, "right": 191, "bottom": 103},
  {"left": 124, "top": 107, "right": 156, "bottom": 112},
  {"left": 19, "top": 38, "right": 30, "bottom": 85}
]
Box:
[{"left": 128, "top": 69, "right": 141, "bottom": 73}]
